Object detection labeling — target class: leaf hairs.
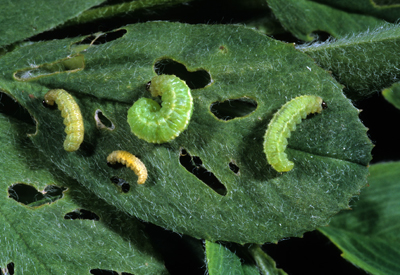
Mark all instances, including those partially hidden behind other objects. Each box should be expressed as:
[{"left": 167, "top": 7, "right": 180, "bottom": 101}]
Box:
[
  {"left": 44, "top": 89, "right": 84, "bottom": 152},
  {"left": 107, "top": 150, "right": 147, "bottom": 184},
  {"left": 263, "top": 95, "right": 326, "bottom": 172},
  {"left": 127, "top": 74, "right": 193, "bottom": 143}
]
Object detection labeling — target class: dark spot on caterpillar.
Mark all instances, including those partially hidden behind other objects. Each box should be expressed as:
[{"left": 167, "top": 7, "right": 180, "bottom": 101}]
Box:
[
  {"left": 145, "top": 81, "right": 151, "bottom": 91},
  {"left": 179, "top": 149, "right": 227, "bottom": 196},
  {"left": 64, "top": 209, "right": 100, "bottom": 221},
  {"left": 154, "top": 58, "right": 211, "bottom": 89}
]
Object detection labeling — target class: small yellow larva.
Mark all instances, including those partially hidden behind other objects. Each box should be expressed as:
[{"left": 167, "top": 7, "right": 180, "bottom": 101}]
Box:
[
  {"left": 44, "top": 89, "right": 84, "bottom": 152},
  {"left": 107, "top": 150, "right": 148, "bottom": 184}
]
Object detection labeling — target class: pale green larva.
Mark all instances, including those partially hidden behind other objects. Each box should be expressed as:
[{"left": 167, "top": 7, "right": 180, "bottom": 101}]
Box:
[
  {"left": 263, "top": 95, "right": 326, "bottom": 172},
  {"left": 44, "top": 89, "right": 84, "bottom": 152},
  {"left": 127, "top": 75, "right": 193, "bottom": 143}
]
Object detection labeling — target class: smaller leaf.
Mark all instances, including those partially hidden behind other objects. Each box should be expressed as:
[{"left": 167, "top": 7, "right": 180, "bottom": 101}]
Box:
[
  {"left": 382, "top": 82, "right": 400, "bottom": 110},
  {"left": 318, "top": 162, "right": 400, "bottom": 275},
  {"left": 299, "top": 22, "right": 400, "bottom": 100},
  {"left": 267, "top": 0, "right": 384, "bottom": 41}
]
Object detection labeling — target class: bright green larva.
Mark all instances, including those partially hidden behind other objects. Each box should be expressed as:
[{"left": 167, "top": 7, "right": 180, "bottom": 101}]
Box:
[
  {"left": 127, "top": 75, "right": 193, "bottom": 143},
  {"left": 263, "top": 95, "right": 326, "bottom": 172}
]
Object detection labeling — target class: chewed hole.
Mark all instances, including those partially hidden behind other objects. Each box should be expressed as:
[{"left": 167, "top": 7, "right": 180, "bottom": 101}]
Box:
[
  {"left": 14, "top": 55, "right": 84, "bottom": 81},
  {"left": 179, "top": 149, "right": 227, "bottom": 196},
  {"left": 76, "top": 29, "right": 127, "bottom": 46},
  {"left": 64, "top": 209, "right": 100, "bottom": 221},
  {"left": 0, "top": 91, "right": 36, "bottom": 127},
  {"left": 110, "top": 176, "right": 130, "bottom": 193},
  {"left": 8, "top": 184, "right": 66, "bottom": 207},
  {"left": 90, "top": 269, "right": 118, "bottom": 275},
  {"left": 1, "top": 262, "right": 14, "bottom": 275},
  {"left": 154, "top": 59, "right": 211, "bottom": 89},
  {"left": 229, "top": 161, "right": 240, "bottom": 175},
  {"left": 94, "top": 109, "right": 115, "bottom": 130},
  {"left": 210, "top": 97, "right": 257, "bottom": 121}
]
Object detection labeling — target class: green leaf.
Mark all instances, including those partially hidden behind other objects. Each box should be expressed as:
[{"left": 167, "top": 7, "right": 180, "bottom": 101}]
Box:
[
  {"left": 382, "top": 82, "right": 400, "bottom": 110},
  {"left": 310, "top": 0, "right": 400, "bottom": 22},
  {"left": 205, "top": 241, "right": 287, "bottom": 275},
  {"left": 318, "top": 162, "right": 400, "bottom": 275},
  {"left": 205, "top": 241, "right": 246, "bottom": 275},
  {"left": 299, "top": 22, "right": 400, "bottom": 100},
  {"left": 248, "top": 245, "right": 287, "bottom": 275},
  {"left": 0, "top": 0, "right": 105, "bottom": 47},
  {"left": 266, "top": 0, "right": 385, "bottom": 41},
  {"left": 0, "top": 113, "right": 168, "bottom": 274},
  {"left": 0, "top": 22, "right": 372, "bottom": 244}
]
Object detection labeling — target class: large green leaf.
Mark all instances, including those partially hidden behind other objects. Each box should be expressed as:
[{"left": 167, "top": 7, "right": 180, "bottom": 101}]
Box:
[
  {"left": 266, "top": 0, "right": 384, "bottom": 41},
  {"left": 319, "top": 162, "right": 400, "bottom": 275},
  {"left": 0, "top": 22, "right": 372, "bottom": 244},
  {"left": 0, "top": 113, "right": 168, "bottom": 274},
  {"left": 0, "top": 0, "right": 105, "bottom": 47},
  {"left": 299, "top": 22, "right": 400, "bottom": 100}
]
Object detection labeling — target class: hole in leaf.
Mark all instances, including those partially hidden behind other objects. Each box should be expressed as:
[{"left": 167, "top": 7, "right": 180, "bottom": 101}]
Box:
[
  {"left": 154, "top": 58, "right": 211, "bottom": 89},
  {"left": 1, "top": 262, "right": 14, "bottom": 275},
  {"left": 210, "top": 97, "right": 257, "bottom": 121},
  {"left": 76, "top": 29, "right": 127, "bottom": 46},
  {"left": 229, "top": 161, "right": 240, "bottom": 174},
  {"left": 179, "top": 149, "right": 227, "bottom": 196},
  {"left": 14, "top": 55, "right": 84, "bottom": 81},
  {"left": 90, "top": 269, "right": 118, "bottom": 275},
  {"left": 110, "top": 176, "right": 130, "bottom": 193},
  {"left": 8, "top": 184, "right": 66, "bottom": 207},
  {"left": 0, "top": 91, "right": 36, "bottom": 126},
  {"left": 94, "top": 109, "right": 115, "bottom": 130},
  {"left": 64, "top": 209, "right": 100, "bottom": 221}
]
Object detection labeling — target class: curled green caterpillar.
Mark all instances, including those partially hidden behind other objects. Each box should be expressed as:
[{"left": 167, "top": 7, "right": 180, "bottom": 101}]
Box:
[
  {"left": 263, "top": 95, "right": 326, "bottom": 172},
  {"left": 127, "top": 75, "right": 193, "bottom": 143},
  {"left": 44, "top": 89, "right": 84, "bottom": 152}
]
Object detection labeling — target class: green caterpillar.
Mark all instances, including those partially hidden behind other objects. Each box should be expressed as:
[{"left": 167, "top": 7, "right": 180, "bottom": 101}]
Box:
[
  {"left": 44, "top": 89, "right": 84, "bottom": 152},
  {"left": 263, "top": 95, "right": 326, "bottom": 172},
  {"left": 127, "top": 75, "right": 193, "bottom": 143}
]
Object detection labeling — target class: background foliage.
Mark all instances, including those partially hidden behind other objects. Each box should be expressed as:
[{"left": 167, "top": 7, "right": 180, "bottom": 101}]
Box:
[{"left": 1, "top": 0, "right": 399, "bottom": 274}]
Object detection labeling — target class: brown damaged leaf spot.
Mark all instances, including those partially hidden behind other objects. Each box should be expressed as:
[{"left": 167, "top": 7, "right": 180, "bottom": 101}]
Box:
[{"left": 13, "top": 55, "right": 84, "bottom": 81}]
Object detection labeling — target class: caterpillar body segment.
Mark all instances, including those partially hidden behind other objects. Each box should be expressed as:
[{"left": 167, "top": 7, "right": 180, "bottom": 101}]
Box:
[
  {"left": 263, "top": 95, "right": 325, "bottom": 172},
  {"left": 44, "top": 89, "right": 84, "bottom": 152},
  {"left": 127, "top": 74, "right": 193, "bottom": 144},
  {"left": 107, "top": 150, "right": 148, "bottom": 185}
]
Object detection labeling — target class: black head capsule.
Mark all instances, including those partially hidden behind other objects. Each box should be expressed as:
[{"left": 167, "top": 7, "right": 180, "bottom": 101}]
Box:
[
  {"left": 145, "top": 81, "right": 151, "bottom": 91},
  {"left": 322, "top": 101, "right": 328, "bottom": 109}
]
